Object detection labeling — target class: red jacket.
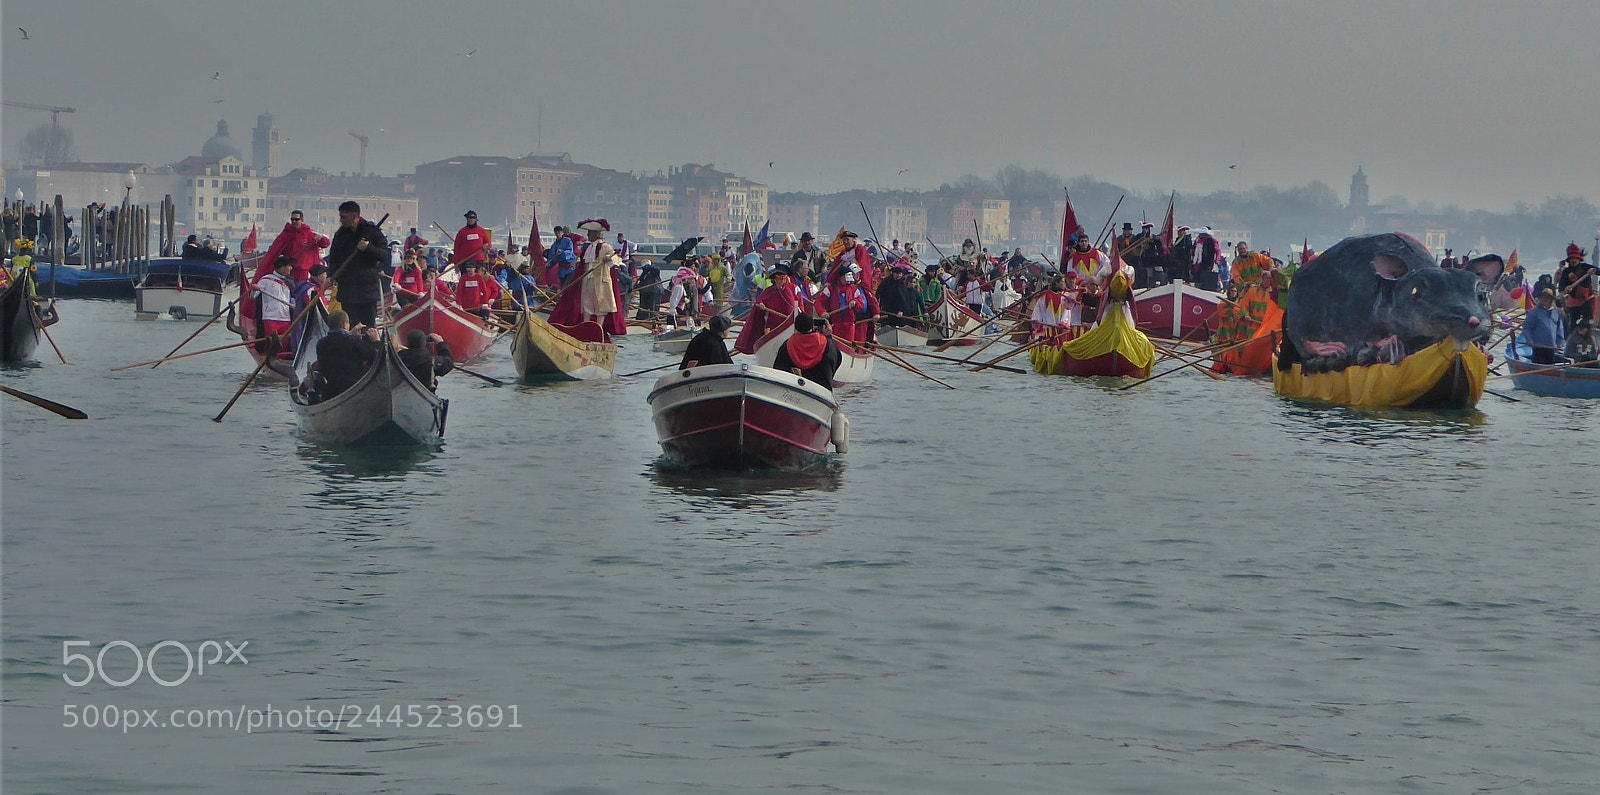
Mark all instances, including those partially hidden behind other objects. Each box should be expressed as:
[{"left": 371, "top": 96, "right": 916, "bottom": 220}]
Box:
[
  {"left": 455, "top": 273, "right": 500, "bottom": 310},
  {"left": 453, "top": 225, "right": 491, "bottom": 265},
  {"left": 254, "top": 222, "right": 330, "bottom": 284},
  {"left": 395, "top": 266, "right": 425, "bottom": 296}
]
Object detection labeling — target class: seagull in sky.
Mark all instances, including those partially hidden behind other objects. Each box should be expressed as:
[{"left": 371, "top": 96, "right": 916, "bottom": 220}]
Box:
[
  {"left": 1228, "top": 164, "right": 1237, "bottom": 170},
  {"left": 18, "top": 27, "right": 30, "bottom": 40},
  {"left": 459, "top": 49, "right": 476, "bottom": 58},
  {"left": 768, "top": 161, "right": 775, "bottom": 168},
  {"left": 898, "top": 169, "right": 910, "bottom": 175},
  {"left": 210, "top": 99, "right": 225, "bottom": 104},
  {"left": 212, "top": 71, "right": 221, "bottom": 80}
]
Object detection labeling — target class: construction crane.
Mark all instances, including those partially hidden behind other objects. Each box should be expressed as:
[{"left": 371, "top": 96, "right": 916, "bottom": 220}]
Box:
[
  {"left": 348, "top": 130, "right": 368, "bottom": 175},
  {"left": 4, "top": 101, "right": 78, "bottom": 164},
  {"left": 3, "top": 100, "right": 76, "bottom": 128}
]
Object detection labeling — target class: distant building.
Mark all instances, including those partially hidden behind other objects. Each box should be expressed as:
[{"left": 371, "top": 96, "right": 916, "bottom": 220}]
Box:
[
  {"left": 266, "top": 168, "right": 418, "bottom": 240},
  {"left": 768, "top": 194, "right": 821, "bottom": 240},
  {"left": 869, "top": 202, "right": 927, "bottom": 248},
  {"left": 1349, "top": 166, "right": 1369, "bottom": 210},
  {"left": 251, "top": 113, "right": 283, "bottom": 177},
  {"left": 171, "top": 154, "right": 269, "bottom": 242}
]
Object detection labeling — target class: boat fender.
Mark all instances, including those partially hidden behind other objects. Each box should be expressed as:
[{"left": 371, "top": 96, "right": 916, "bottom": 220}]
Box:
[{"left": 830, "top": 409, "right": 849, "bottom": 454}]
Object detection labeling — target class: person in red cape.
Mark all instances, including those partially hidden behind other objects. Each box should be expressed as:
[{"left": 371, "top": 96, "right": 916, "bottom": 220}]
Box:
[
  {"left": 252, "top": 209, "right": 330, "bottom": 284},
  {"left": 772, "top": 313, "right": 841, "bottom": 390},
  {"left": 546, "top": 219, "right": 627, "bottom": 339},
  {"left": 733, "top": 265, "right": 800, "bottom": 355},
  {"left": 452, "top": 210, "right": 491, "bottom": 272}
]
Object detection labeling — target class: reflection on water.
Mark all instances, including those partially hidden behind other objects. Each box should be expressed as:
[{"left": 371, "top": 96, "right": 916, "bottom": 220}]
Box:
[
  {"left": 1276, "top": 403, "right": 1487, "bottom": 447},
  {"left": 297, "top": 442, "right": 441, "bottom": 480},
  {"left": 646, "top": 457, "right": 845, "bottom": 498}
]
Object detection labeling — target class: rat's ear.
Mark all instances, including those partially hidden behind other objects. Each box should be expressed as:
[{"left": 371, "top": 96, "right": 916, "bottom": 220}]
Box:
[{"left": 1372, "top": 254, "right": 1408, "bottom": 280}]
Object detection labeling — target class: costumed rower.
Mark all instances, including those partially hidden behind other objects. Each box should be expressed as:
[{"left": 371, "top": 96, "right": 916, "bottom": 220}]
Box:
[
  {"left": 544, "top": 220, "right": 628, "bottom": 339},
  {"left": 733, "top": 265, "right": 800, "bottom": 354},
  {"left": 1030, "top": 272, "right": 1077, "bottom": 340},
  {"left": 454, "top": 261, "right": 500, "bottom": 320}
]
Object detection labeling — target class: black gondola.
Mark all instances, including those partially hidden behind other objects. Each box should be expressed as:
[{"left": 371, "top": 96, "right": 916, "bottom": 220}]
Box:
[
  {"left": 0, "top": 275, "right": 45, "bottom": 363},
  {"left": 289, "top": 304, "right": 448, "bottom": 447}
]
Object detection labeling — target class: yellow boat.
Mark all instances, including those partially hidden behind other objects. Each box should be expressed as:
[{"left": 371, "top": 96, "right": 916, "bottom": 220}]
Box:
[
  {"left": 1273, "top": 339, "right": 1486, "bottom": 409},
  {"left": 511, "top": 311, "right": 617, "bottom": 381}
]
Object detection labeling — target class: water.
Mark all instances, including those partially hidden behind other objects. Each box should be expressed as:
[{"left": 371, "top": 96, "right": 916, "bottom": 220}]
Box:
[{"left": 4, "top": 300, "right": 1598, "bottom": 793}]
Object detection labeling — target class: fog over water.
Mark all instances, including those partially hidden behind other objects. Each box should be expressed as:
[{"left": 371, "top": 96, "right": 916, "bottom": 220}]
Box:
[{"left": 4, "top": 0, "right": 1599, "bottom": 209}]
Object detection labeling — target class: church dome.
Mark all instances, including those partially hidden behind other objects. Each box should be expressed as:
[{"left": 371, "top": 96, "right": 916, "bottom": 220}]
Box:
[{"left": 201, "top": 119, "right": 243, "bottom": 160}]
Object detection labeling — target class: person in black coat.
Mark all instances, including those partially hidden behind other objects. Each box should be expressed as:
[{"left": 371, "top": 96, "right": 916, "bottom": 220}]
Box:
[
  {"left": 636, "top": 261, "right": 664, "bottom": 320},
  {"left": 327, "top": 200, "right": 390, "bottom": 327},
  {"left": 311, "top": 310, "right": 379, "bottom": 401},
  {"left": 772, "top": 314, "right": 841, "bottom": 390},
  {"left": 679, "top": 315, "right": 734, "bottom": 369},
  {"left": 399, "top": 329, "right": 454, "bottom": 390}
]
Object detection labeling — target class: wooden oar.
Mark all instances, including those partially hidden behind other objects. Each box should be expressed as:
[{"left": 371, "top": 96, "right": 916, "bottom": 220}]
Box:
[
  {"left": 865, "top": 341, "right": 1026, "bottom": 374},
  {"left": 453, "top": 364, "right": 507, "bottom": 386},
  {"left": 866, "top": 347, "right": 957, "bottom": 389},
  {"left": 956, "top": 318, "right": 1030, "bottom": 364},
  {"left": 620, "top": 362, "right": 678, "bottom": 378},
  {"left": 0, "top": 384, "right": 87, "bottom": 419},
  {"left": 1118, "top": 334, "right": 1260, "bottom": 390},
  {"left": 39, "top": 322, "right": 68, "bottom": 365},
  {"left": 1151, "top": 342, "right": 1227, "bottom": 381},
  {"left": 970, "top": 337, "right": 1047, "bottom": 373},
  {"left": 212, "top": 354, "right": 272, "bottom": 422},
  {"left": 1485, "top": 357, "right": 1599, "bottom": 381},
  {"left": 112, "top": 337, "right": 268, "bottom": 371},
  {"left": 152, "top": 297, "right": 240, "bottom": 368}
]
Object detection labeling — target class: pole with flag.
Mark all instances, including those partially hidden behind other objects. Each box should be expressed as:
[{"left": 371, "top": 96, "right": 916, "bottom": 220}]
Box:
[
  {"left": 753, "top": 219, "right": 771, "bottom": 251},
  {"left": 1058, "top": 187, "right": 1080, "bottom": 265},
  {"left": 739, "top": 221, "right": 753, "bottom": 258},
  {"left": 243, "top": 224, "right": 258, "bottom": 254},
  {"left": 529, "top": 204, "right": 551, "bottom": 287}
]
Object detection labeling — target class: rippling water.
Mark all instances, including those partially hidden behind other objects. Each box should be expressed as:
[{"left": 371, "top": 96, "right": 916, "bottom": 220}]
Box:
[{"left": 4, "top": 300, "right": 1598, "bottom": 793}]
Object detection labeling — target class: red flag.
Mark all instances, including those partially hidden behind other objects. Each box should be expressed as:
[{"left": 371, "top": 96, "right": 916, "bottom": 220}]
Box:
[
  {"left": 243, "top": 225, "right": 258, "bottom": 253},
  {"left": 528, "top": 205, "right": 549, "bottom": 286},
  {"left": 739, "top": 221, "right": 753, "bottom": 258},
  {"left": 1058, "top": 189, "right": 1080, "bottom": 264},
  {"left": 1159, "top": 193, "right": 1175, "bottom": 250},
  {"left": 1302, "top": 238, "right": 1310, "bottom": 264}
]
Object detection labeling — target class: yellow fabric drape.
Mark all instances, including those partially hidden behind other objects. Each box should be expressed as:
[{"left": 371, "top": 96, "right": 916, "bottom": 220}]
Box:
[
  {"left": 1273, "top": 340, "right": 1486, "bottom": 408},
  {"left": 1031, "top": 283, "right": 1156, "bottom": 374}
]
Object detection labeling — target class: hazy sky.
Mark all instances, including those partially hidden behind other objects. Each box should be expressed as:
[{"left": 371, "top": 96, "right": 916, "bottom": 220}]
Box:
[{"left": 4, "top": 0, "right": 1598, "bottom": 211}]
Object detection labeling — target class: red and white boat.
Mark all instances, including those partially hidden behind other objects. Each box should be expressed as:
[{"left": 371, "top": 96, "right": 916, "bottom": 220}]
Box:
[
  {"left": 749, "top": 317, "right": 875, "bottom": 384},
  {"left": 394, "top": 289, "right": 500, "bottom": 362},
  {"left": 925, "top": 292, "right": 988, "bottom": 346},
  {"left": 1132, "top": 281, "right": 1223, "bottom": 342},
  {"left": 647, "top": 362, "right": 847, "bottom": 469}
]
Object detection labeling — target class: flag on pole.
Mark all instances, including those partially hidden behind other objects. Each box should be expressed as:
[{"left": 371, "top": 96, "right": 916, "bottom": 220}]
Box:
[
  {"left": 1058, "top": 188, "right": 1080, "bottom": 264},
  {"left": 753, "top": 220, "right": 771, "bottom": 251},
  {"left": 825, "top": 225, "right": 850, "bottom": 261},
  {"left": 243, "top": 225, "right": 258, "bottom": 253},
  {"left": 529, "top": 205, "right": 551, "bottom": 287},
  {"left": 739, "top": 221, "right": 753, "bottom": 258}
]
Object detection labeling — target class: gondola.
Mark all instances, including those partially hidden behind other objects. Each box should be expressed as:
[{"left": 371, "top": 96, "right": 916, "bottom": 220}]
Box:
[
  {"left": 0, "top": 274, "right": 47, "bottom": 363},
  {"left": 510, "top": 311, "right": 616, "bottom": 380},
  {"left": 289, "top": 303, "right": 448, "bottom": 447}
]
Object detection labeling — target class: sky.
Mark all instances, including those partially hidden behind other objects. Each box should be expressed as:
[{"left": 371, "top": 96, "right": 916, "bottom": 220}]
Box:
[{"left": 4, "top": 0, "right": 1598, "bottom": 212}]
